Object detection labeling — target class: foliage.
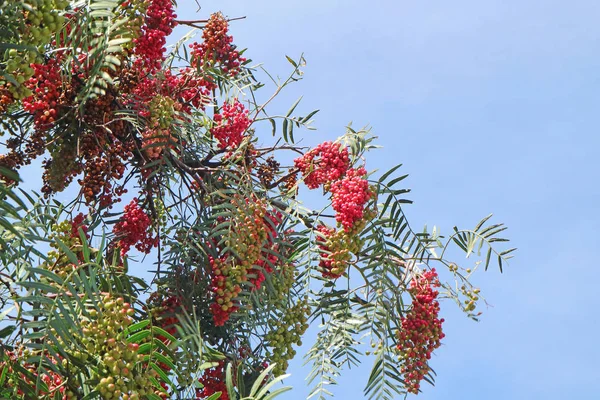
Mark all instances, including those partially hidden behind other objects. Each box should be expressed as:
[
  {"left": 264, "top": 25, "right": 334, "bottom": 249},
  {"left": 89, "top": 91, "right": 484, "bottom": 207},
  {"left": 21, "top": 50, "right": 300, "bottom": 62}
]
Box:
[{"left": 0, "top": 1, "right": 515, "bottom": 399}]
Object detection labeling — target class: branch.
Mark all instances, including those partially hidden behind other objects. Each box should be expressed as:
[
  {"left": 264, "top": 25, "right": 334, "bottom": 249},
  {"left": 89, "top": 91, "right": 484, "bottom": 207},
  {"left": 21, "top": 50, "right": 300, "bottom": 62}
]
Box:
[{"left": 175, "top": 16, "right": 246, "bottom": 28}]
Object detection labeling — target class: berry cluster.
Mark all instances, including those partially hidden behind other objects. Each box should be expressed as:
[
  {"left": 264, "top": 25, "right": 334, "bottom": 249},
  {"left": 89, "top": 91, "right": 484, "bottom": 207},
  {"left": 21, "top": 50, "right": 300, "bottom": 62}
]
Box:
[
  {"left": 396, "top": 270, "right": 445, "bottom": 394},
  {"left": 1, "top": 350, "right": 76, "bottom": 399},
  {"left": 211, "top": 99, "right": 251, "bottom": 150},
  {"left": 257, "top": 156, "right": 280, "bottom": 187},
  {"left": 281, "top": 170, "right": 298, "bottom": 195},
  {"left": 316, "top": 225, "right": 352, "bottom": 279},
  {"left": 190, "top": 12, "right": 246, "bottom": 76},
  {"left": 330, "top": 167, "right": 373, "bottom": 232},
  {"left": 42, "top": 214, "right": 89, "bottom": 280},
  {"left": 142, "top": 94, "right": 180, "bottom": 159},
  {"left": 207, "top": 197, "right": 286, "bottom": 326},
  {"left": 149, "top": 292, "right": 183, "bottom": 339},
  {"left": 0, "top": 0, "right": 68, "bottom": 100},
  {"left": 264, "top": 297, "right": 310, "bottom": 375},
  {"left": 247, "top": 209, "right": 284, "bottom": 290},
  {"left": 2, "top": 50, "right": 37, "bottom": 100},
  {"left": 134, "top": 0, "right": 177, "bottom": 72},
  {"left": 294, "top": 141, "right": 350, "bottom": 189},
  {"left": 461, "top": 284, "right": 480, "bottom": 313},
  {"left": 79, "top": 294, "right": 163, "bottom": 400},
  {"left": 112, "top": 198, "right": 157, "bottom": 256},
  {"left": 208, "top": 255, "right": 243, "bottom": 326},
  {"left": 196, "top": 361, "right": 229, "bottom": 400},
  {"left": 22, "top": 59, "right": 62, "bottom": 131}
]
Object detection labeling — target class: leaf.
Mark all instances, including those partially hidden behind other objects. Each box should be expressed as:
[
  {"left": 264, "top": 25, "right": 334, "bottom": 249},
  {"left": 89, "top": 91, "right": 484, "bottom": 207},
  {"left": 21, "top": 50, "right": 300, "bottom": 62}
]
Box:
[
  {"left": 286, "top": 97, "right": 303, "bottom": 117},
  {"left": 378, "top": 164, "right": 403, "bottom": 184},
  {"left": 285, "top": 55, "right": 298, "bottom": 68}
]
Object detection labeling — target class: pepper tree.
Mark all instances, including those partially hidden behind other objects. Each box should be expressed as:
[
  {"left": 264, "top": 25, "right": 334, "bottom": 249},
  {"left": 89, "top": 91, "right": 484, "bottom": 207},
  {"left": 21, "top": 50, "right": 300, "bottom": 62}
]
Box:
[{"left": 0, "top": 1, "right": 515, "bottom": 399}]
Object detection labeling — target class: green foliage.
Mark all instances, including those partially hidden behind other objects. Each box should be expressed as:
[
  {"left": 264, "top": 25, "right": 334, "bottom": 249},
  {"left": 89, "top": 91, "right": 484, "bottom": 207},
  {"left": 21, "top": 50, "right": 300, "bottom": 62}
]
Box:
[{"left": 0, "top": 2, "right": 514, "bottom": 399}]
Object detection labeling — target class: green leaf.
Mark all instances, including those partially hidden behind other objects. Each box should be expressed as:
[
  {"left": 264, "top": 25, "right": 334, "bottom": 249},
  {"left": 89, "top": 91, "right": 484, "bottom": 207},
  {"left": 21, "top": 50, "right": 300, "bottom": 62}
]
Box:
[{"left": 285, "top": 55, "right": 298, "bottom": 68}]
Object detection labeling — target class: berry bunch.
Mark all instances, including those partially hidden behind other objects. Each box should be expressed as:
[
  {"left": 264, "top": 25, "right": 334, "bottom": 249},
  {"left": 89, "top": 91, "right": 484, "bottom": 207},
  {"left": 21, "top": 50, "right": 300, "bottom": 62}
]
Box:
[
  {"left": 142, "top": 94, "right": 180, "bottom": 159},
  {"left": 134, "top": 0, "right": 177, "bottom": 72},
  {"left": 396, "top": 270, "right": 445, "bottom": 394},
  {"left": 294, "top": 141, "right": 350, "bottom": 189},
  {"left": 0, "top": 0, "right": 68, "bottom": 100},
  {"left": 460, "top": 284, "right": 480, "bottom": 312},
  {"left": 1, "top": 350, "right": 76, "bottom": 399},
  {"left": 21, "top": 0, "right": 68, "bottom": 47},
  {"left": 211, "top": 99, "right": 251, "bottom": 150},
  {"left": 22, "top": 59, "right": 62, "bottom": 131},
  {"left": 190, "top": 12, "right": 246, "bottom": 76},
  {"left": 316, "top": 225, "right": 352, "bottom": 279},
  {"left": 70, "top": 93, "right": 134, "bottom": 206},
  {"left": 281, "top": 170, "right": 298, "bottom": 195},
  {"left": 257, "top": 156, "right": 280, "bottom": 187},
  {"left": 112, "top": 198, "right": 157, "bottom": 256},
  {"left": 42, "top": 214, "right": 89, "bottom": 279},
  {"left": 196, "top": 361, "right": 229, "bottom": 400},
  {"left": 80, "top": 294, "right": 162, "bottom": 400},
  {"left": 1, "top": 50, "right": 36, "bottom": 100},
  {"left": 264, "top": 297, "right": 310, "bottom": 375},
  {"left": 208, "top": 255, "right": 242, "bottom": 326},
  {"left": 148, "top": 292, "right": 183, "bottom": 339},
  {"left": 208, "top": 196, "right": 280, "bottom": 325},
  {"left": 41, "top": 136, "right": 81, "bottom": 195},
  {"left": 329, "top": 167, "right": 374, "bottom": 231}
]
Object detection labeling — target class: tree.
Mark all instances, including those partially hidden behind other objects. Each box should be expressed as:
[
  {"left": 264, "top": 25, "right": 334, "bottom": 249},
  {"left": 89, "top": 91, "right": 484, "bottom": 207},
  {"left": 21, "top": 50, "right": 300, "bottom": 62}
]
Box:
[{"left": 0, "top": 1, "right": 515, "bottom": 399}]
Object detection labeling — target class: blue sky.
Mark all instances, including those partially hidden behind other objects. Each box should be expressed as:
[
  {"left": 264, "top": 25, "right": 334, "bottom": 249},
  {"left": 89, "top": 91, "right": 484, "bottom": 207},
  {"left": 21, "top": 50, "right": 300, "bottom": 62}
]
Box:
[{"left": 172, "top": 1, "right": 600, "bottom": 399}]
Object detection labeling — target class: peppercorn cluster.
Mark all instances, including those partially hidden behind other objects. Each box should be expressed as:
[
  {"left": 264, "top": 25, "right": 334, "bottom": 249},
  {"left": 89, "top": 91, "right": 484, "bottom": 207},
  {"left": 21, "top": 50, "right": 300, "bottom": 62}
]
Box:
[
  {"left": 211, "top": 99, "right": 251, "bottom": 150},
  {"left": 0, "top": 0, "right": 68, "bottom": 100},
  {"left": 190, "top": 12, "right": 246, "bottom": 76},
  {"left": 42, "top": 213, "right": 88, "bottom": 279},
  {"left": 396, "top": 270, "right": 445, "bottom": 394},
  {"left": 209, "top": 196, "right": 271, "bottom": 325},
  {"left": 294, "top": 141, "right": 350, "bottom": 189},
  {"left": 264, "top": 296, "right": 310, "bottom": 376},
  {"left": 0, "top": 350, "right": 76, "bottom": 399},
  {"left": 78, "top": 294, "right": 164, "bottom": 400},
  {"left": 294, "top": 141, "right": 377, "bottom": 278},
  {"left": 196, "top": 360, "right": 230, "bottom": 400},
  {"left": 112, "top": 198, "right": 158, "bottom": 257}
]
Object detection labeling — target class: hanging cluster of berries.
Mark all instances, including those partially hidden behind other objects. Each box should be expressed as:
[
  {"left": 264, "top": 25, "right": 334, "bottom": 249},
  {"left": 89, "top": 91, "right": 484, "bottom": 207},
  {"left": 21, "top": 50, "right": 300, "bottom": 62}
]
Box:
[
  {"left": 208, "top": 196, "right": 272, "bottom": 325},
  {"left": 79, "top": 294, "right": 163, "bottom": 400},
  {"left": 0, "top": 350, "right": 76, "bottom": 399},
  {"left": 460, "top": 284, "right": 480, "bottom": 313},
  {"left": 142, "top": 94, "right": 180, "bottom": 159},
  {"left": 211, "top": 99, "right": 251, "bottom": 150},
  {"left": 247, "top": 209, "right": 285, "bottom": 290},
  {"left": 264, "top": 296, "right": 310, "bottom": 375},
  {"left": 22, "top": 59, "right": 62, "bottom": 131},
  {"left": 281, "top": 169, "right": 298, "bottom": 195},
  {"left": 316, "top": 225, "right": 353, "bottom": 279},
  {"left": 205, "top": 197, "right": 292, "bottom": 327},
  {"left": 190, "top": 12, "right": 246, "bottom": 76},
  {"left": 396, "top": 270, "right": 445, "bottom": 394},
  {"left": 295, "top": 141, "right": 377, "bottom": 278},
  {"left": 257, "top": 156, "right": 281, "bottom": 187},
  {"left": 112, "top": 198, "right": 158, "bottom": 256},
  {"left": 196, "top": 361, "right": 230, "bottom": 400},
  {"left": 134, "top": 0, "right": 177, "bottom": 72},
  {"left": 0, "top": 0, "right": 68, "bottom": 100},
  {"left": 294, "top": 141, "right": 350, "bottom": 189},
  {"left": 41, "top": 213, "right": 89, "bottom": 279},
  {"left": 148, "top": 291, "right": 183, "bottom": 340},
  {"left": 330, "top": 167, "right": 374, "bottom": 232}
]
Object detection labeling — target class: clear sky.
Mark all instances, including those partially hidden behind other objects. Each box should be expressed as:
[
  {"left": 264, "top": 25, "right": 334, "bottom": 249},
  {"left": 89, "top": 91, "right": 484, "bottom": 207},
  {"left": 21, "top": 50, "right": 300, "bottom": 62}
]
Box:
[{"left": 172, "top": 1, "right": 600, "bottom": 399}]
